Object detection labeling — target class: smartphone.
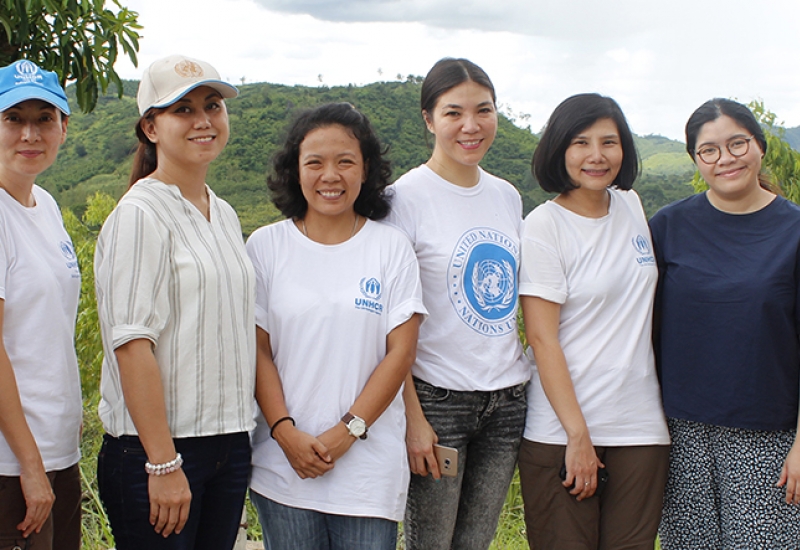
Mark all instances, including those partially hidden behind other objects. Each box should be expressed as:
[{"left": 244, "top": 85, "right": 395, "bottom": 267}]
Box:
[
  {"left": 433, "top": 444, "right": 459, "bottom": 478},
  {"left": 559, "top": 463, "right": 609, "bottom": 496}
]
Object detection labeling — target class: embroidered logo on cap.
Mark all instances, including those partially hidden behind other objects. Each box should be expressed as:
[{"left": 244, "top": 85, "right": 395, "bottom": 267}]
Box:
[
  {"left": 174, "top": 60, "right": 204, "bottom": 78},
  {"left": 14, "top": 60, "right": 42, "bottom": 86}
]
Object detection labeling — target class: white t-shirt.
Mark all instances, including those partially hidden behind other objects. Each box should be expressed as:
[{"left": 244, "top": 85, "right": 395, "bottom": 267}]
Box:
[
  {"left": 385, "top": 165, "right": 529, "bottom": 391},
  {"left": 95, "top": 178, "right": 256, "bottom": 438},
  {"left": 519, "top": 189, "right": 669, "bottom": 446},
  {"left": 246, "top": 219, "right": 426, "bottom": 521},
  {"left": 0, "top": 186, "right": 82, "bottom": 475}
]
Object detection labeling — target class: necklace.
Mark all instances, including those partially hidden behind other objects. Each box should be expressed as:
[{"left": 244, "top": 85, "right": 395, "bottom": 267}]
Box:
[{"left": 301, "top": 215, "right": 360, "bottom": 240}]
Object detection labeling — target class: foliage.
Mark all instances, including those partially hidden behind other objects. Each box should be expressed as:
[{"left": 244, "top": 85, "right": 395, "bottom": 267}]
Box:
[
  {"left": 784, "top": 127, "right": 800, "bottom": 151},
  {"left": 690, "top": 101, "right": 800, "bottom": 203},
  {"left": 63, "top": 192, "right": 115, "bottom": 398},
  {"left": 0, "top": 0, "right": 141, "bottom": 112},
  {"left": 80, "top": 395, "right": 115, "bottom": 549},
  {"left": 748, "top": 101, "right": 800, "bottom": 203},
  {"left": 63, "top": 192, "right": 115, "bottom": 549},
  {"left": 39, "top": 79, "right": 703, "bottom": 230}
]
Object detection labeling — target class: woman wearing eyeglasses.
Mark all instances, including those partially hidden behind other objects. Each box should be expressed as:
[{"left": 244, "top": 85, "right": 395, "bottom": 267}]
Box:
[{"left": 650, "top": 98, "right": 800, "bottom": 549}]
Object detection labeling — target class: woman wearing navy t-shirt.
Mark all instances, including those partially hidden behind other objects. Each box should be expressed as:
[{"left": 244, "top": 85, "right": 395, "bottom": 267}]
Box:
[{"left": 650, "top": 98, "right": 800, "bottom": 549}]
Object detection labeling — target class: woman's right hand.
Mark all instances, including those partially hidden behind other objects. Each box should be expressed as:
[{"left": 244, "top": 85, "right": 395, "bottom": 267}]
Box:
[
  {"left": 273, "top": 424, "right": 333, "bottom": 479},
  {"left": 564, "top": 434, "right": 604, "bottom": 501},
  {"left": 17, "top": 465, "right": 54, "bottom": 537},
  {"left": 148, "top": 469, "right": 191, "bottom": 537},
  {"left": 406, "top": 415, "right": 440, "bottom": 478}
]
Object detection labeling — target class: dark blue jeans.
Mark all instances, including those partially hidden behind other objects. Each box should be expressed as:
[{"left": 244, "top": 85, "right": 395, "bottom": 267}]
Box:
[
  {"left": 97, "top": 432, "right": 250, "bottom": 550},
  {"left": 404, "top": 377, "right": 527, "bottom": 550}
]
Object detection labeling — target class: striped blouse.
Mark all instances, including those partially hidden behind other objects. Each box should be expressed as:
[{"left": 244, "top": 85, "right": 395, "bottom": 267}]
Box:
[{"left": 95, "top": 178, "right": 256, "bottom": 438}]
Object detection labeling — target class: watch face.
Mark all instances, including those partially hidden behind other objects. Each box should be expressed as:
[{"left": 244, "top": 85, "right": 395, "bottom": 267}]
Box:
[{"left": 349, "top": 417, "right": 367, "bottom": 437}]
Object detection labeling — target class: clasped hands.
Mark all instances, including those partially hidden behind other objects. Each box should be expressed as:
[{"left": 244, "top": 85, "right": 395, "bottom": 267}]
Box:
[{"left": 272, "top": 421, "right": 356, "bottom": 479}]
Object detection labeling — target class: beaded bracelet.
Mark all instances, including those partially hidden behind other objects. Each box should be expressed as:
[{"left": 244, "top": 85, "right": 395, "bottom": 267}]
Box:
[
  {"left": 270, "top": 416, "right": 296, "bottom": 439},
  {"left": 144, "top": 453, "right": 183, "bottom": 476}
]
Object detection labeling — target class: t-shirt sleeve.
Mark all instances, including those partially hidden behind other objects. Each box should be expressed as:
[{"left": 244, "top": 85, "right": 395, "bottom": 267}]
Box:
[
  {"left": 0, "top": 219, "right": 9, "bottom": 300},
  {"left": 95, "top": 203, "right": 170, "bottom": 349},
  {"left": 245, "top": 228, "right": 272, "bottom": 334},
  {"left": 384, "top": 186, "right": 417, "bottom": 245},
  {"left": 385, "top": 237, "right": 427, "bottom": 333},
  {"left": 519, "top": 206, "right": 567, "bottom": 304},
  {"left": 794, "top": 239, "right": 800, "bottom": 340}
]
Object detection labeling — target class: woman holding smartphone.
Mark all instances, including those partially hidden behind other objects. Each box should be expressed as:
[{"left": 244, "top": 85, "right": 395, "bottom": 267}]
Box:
[
  {"left": 518, "top": 93, "right": 670, "bottom": 550},
  {"left": 386, "top": 57, "right": 530, "bottom": 550}
]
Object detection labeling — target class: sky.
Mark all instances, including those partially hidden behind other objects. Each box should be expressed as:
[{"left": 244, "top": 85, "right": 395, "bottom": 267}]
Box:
[{"left": 111, "top": 0, "right": 800, "bottom": 142}]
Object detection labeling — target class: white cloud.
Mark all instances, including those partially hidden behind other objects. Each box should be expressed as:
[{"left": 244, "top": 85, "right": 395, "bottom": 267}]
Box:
[{"left": 111, "top": 0, "right": 800, "bottom": 141}]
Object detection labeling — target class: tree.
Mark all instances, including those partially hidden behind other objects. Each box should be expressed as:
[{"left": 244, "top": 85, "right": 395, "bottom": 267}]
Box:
[
  {"left": 61, "top": 191, "right": 116, "bottom": 397},
  {"left": 0, "top": 0, "right": 141, "bottom": 112},
  {"left": 691, "top": 101, "right": 800, "bottom": 204}
]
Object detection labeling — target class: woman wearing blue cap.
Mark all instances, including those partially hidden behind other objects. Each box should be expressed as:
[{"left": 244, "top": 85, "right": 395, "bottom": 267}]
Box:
[
  {"left": 0, "top": 60, "right": 82, "bottom": 550},
  {"left": 94, "top": 55, "right": 255, "bottom": 550}
]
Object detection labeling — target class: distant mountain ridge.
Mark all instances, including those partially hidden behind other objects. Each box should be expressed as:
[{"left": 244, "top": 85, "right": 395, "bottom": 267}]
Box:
[
  {"left": 43, "top": 80, "right": 696, "bottom": 232},
  {"left": 783, "top": 127, "right": 800, "bottom": 151}
]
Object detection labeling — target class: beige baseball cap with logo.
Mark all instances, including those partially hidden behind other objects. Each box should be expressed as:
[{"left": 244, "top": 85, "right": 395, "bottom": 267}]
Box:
[{"left": 136, "top": 55, "right": 238, "bottom": 115}]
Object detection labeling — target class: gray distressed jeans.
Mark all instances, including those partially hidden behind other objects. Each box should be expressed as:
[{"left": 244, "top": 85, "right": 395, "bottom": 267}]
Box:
[{"left": 404, "top": 377, "right": 527, "bottom": 550}]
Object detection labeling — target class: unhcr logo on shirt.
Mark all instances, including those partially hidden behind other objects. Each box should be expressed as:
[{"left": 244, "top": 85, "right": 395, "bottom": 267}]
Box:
[
  {"left": 355, "top": 276, "right": 383, "bottom": 315},
  {"left": 448, "top": 227, "right": 518, "bottom": 337},
  {"left": 60, "top": 240, "right": 81, "bottom": 277},
  {"left": 632, "top": 234, "right": 655, "bottom": 266}
]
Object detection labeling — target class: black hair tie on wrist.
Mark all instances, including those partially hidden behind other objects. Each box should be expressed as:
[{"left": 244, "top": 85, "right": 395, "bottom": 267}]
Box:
[{"left": 270, "top": 416, "right": 296, "bottom": 439}]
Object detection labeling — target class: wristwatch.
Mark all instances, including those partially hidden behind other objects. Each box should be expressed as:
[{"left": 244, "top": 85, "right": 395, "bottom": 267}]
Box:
[{"left": 341, "top": 412, "right": 368, "bottom": 440}]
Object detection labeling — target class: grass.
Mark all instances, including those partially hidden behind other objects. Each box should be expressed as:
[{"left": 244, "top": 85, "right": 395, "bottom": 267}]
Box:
[{"left": 78, "top": 404, "right": 659, "bottom": 550}]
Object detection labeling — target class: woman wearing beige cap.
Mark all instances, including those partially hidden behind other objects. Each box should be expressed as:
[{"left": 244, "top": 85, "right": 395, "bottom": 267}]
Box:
[
  {"left": 94, "top": 55, "right": 256, "bottom": 550},
  {"left": 0, "top": 59, "right": 82, "bottom": 550}
]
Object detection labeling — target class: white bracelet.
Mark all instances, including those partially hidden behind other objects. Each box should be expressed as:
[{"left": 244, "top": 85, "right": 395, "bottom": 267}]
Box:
[{"left": 144, "top": 453, "right": 183, "bottom": 476}]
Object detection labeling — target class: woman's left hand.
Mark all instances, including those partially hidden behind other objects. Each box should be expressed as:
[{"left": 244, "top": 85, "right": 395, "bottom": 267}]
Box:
[
  {"left": 316, "top": 423, "right": 357, "bottom": 464},
  {"left": 778, "top": 440, "right": 800, "bottom": 504}
]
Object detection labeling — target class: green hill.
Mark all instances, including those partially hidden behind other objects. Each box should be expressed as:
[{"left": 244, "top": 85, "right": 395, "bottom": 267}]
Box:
[
  {"left": 40, "top": 80, "right": 695, "bottom": 231},
  {"left": 784, "top": 126, "right": 800, "bottom": 151}
]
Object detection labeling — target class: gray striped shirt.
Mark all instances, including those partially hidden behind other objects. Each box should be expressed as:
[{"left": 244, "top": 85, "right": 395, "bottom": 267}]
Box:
[{"left": 95, "top": 179, "right": 256, "bottom": 437}]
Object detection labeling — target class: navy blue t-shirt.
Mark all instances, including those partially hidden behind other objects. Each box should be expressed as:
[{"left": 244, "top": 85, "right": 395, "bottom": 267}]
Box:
[{"left": 650, "top": 193, "right": 800, "bottom": 431}]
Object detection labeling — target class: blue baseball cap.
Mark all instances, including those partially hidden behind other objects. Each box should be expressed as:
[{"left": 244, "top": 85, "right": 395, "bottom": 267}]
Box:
[{"left": 0, "top": 60, "right": 70, "bottom": 116}]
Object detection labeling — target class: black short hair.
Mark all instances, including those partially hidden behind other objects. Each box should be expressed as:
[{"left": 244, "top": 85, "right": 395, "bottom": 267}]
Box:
[
  {"left": 532, "top": 93, "right": 640, "bottom": 194},
  {"left": 268, "top": 102, "right": 392, "bottom": 220}
]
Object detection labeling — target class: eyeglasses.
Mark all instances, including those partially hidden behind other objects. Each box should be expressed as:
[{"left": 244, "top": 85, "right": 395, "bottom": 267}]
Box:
[{"left": 694, "top": 136, "right": 754, "bottom": 164}]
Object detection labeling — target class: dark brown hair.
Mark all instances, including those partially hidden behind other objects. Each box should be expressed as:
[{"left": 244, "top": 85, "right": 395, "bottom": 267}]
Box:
[
  {"left": 533, "top": 93, "right": 639, "bottom": 193},
  {"left": 420, "top": 58, "right": 496, "bottom": 115},
  {"left": 268, "top": 102, "right": 392, "bottom": 220},
  {"left": 685, "top": 98, "right": 776, "bottom": 193},
  {"left": 128, "top": 110, "right": 159, "bottom": 188}
]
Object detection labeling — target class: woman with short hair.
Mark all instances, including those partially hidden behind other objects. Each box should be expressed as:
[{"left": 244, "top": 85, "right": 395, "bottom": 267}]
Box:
[
  {"left": 518, "top": 93, "right": 670, "bottom": 550},
  {"left": 247, "top": 102, "right": 425, "bottom": 550}
]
